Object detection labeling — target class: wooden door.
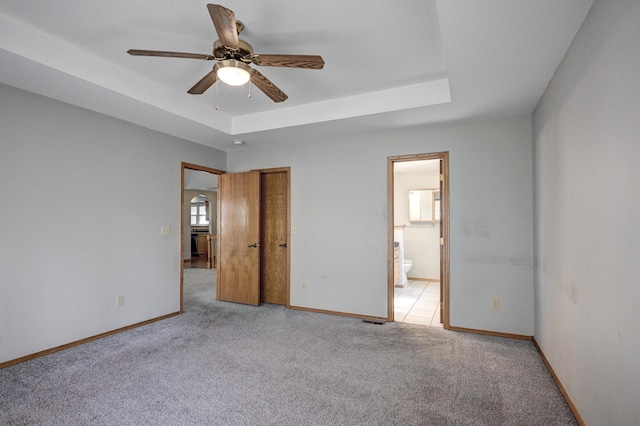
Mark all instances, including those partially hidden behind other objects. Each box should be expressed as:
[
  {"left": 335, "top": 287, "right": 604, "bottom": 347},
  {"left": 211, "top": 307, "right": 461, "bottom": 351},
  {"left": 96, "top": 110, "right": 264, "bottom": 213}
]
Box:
[
  {"left": 260, "top": 170, "right": 289, "bottom": 305},
  {"left": 217, "top": 170, "right": 261, "bottom": 305}
]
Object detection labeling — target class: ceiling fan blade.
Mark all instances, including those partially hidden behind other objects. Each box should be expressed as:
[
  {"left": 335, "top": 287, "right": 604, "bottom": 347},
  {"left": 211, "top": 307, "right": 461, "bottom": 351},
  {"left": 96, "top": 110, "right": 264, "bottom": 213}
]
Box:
[
  {"left": 250, "top": 69, "right": 288, "bottom": 103},
  {"left": 207, "top": 4, "right": 239, "bottom": 49},
  {"left": 253, "top": 54, "right": 325, "bottom": 70},
  {"left": 127, "top": 49, "right": 214, "bottom": 60},
  {"left": 188, "top": 70, "right": 218, "bottom": 94}
]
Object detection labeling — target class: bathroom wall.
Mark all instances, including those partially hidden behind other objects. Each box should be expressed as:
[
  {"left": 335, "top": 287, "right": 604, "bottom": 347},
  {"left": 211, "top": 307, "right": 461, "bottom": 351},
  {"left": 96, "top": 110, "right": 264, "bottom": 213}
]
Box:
[{"left": 393, "top": 169, "right": 441, "bottom": 280}]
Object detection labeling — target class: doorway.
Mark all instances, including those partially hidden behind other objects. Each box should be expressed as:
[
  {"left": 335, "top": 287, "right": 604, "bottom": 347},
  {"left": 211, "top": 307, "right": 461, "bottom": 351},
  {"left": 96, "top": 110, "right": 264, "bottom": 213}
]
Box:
[
  {"left": 187, "top": 194, "right": 213, "bottom": 269},
  {"left": 388, "top": 153, "right": 449, "bottom": 329},
  {"left": 180, "top": 162, "right": 224, "bottom": 313}
]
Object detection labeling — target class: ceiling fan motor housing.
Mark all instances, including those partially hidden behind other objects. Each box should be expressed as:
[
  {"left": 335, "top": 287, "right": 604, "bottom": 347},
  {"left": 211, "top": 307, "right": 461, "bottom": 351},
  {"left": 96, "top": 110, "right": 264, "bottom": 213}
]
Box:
[{"left": 213, "top": 40, "right": 254, "bottom": 64}]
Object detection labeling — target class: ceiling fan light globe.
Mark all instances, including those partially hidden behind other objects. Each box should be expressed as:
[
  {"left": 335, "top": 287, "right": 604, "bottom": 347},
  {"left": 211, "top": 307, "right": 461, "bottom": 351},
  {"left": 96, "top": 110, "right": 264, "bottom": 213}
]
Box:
[
  {"left": 217, "top": 67, "right": 250, "bottom": 86},
  {"left": 215, "top": 60, "right": 251, "bottom": 86}
]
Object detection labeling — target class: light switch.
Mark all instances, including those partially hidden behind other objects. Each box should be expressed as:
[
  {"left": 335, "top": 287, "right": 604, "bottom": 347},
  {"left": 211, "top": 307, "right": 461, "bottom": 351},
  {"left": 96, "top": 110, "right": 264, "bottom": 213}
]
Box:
[{"left": 161, "top": 226, "right": 170, "bottom": 236}]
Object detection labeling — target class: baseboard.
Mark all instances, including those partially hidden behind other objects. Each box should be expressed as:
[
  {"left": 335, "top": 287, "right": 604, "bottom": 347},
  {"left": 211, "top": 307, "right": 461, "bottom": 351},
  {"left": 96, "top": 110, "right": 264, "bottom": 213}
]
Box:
[
  {"left": 289, "top": 305, "right": 388, "bottom": 323},
  {"left": 447, "top": 325, "right": 533, "bottom": 341},
  {"left": 532, "top": 338, "right": 585, "bottom": 426},
  {"left": 0, "top": 312, "right": 181, "bottom": 369},
  {"left": 407, "top": 277, "right": 440, "bottom": 282}
]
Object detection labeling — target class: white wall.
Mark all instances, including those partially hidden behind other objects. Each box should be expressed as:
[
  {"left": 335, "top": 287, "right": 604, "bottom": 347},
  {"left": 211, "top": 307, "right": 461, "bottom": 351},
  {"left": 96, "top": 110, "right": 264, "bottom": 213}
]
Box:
[
  {"left": 394, "top": 169, "right": 440, "bottom": 280},
  {"left": 229, "top": 115, "right": 534, "bottom": 334},
  {"left": 532, "top": 0, "right": 640, "bottom": 424},
  {"left": 0, "top": 84, "right": 226, "bottom": 364}
]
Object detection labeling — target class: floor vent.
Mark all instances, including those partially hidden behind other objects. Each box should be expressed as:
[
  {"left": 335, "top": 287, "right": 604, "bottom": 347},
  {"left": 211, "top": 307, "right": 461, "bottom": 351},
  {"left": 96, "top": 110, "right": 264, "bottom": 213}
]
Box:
[{"left": 362, "top": 319, "right": 386, "bottom": 325}]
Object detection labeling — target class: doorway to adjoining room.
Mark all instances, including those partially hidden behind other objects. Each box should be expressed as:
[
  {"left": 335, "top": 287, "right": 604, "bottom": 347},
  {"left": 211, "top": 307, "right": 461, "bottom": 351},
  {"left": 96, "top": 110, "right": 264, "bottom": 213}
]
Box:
[
  {"left": 187, "top": 194, "right": 214, "bottom": 269},
  {"left": 181, "top": 163, "right": 224, "bottom": 312}
]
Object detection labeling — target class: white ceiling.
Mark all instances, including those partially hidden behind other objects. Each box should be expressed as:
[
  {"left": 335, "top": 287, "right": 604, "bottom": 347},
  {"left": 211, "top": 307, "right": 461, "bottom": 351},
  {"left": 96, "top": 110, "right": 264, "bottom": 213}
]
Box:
[{"left": 0, "top": 1, "right": 593, "bottom": 152}]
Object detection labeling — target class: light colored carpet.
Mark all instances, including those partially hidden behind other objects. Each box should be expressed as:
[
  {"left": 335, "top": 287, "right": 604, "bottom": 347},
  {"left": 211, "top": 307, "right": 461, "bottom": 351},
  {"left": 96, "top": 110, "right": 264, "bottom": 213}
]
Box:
[{"left": 0, "top": 268, "right": 577, "bottom": 425}]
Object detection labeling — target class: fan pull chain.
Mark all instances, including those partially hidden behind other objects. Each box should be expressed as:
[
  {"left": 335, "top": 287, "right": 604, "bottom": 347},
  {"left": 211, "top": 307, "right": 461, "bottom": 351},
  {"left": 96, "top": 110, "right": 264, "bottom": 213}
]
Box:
[
  {"left": 248, "top": 81, "right": 252, "bottom": 99},
  {"left": 215, "top": 82, "right": 219, "bottom": 111}
]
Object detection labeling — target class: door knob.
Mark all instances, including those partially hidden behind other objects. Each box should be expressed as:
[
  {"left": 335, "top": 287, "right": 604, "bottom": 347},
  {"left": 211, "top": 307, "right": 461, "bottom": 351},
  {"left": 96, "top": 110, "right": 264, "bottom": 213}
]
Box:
[
  {"left": 248, "top": 243, "right": 260, "bottom": 248},
  {"left": 279, "top": 243, "right": 288, "bottom": 248}
]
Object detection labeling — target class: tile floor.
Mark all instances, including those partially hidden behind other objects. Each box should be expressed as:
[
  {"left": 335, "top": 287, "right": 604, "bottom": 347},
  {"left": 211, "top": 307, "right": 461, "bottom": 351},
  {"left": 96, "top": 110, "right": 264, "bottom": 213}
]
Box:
[{"left": 394, "top": 280, "right": 442, "bottom": 327}]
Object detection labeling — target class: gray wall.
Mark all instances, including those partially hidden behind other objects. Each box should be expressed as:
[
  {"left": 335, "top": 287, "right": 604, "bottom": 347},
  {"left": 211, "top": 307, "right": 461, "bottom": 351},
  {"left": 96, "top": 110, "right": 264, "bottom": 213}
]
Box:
[
  {"left": 229, "top": 115, "right": 534, "bottom": 335},
  {"left": 0, "top": 82, "right": 533, "bottom": 363},
  {"left": 532, "top": 0, "right": 640, "bottom": 423},
  {"left": 0, "top": 84, "right": 226, "bottom": 363}
]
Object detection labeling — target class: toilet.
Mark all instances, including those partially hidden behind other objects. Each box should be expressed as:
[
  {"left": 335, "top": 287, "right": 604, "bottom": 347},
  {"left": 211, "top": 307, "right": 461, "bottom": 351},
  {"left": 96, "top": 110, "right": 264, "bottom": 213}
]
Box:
[{"left": 403, "top": 259, "right": 413, "bottom": 276}]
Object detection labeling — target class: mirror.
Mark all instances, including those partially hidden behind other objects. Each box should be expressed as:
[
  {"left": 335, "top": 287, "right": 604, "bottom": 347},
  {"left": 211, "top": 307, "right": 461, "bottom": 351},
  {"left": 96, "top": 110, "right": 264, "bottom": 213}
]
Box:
[{"left": 409, "top": 189, "right": 440, "bottom": 222}]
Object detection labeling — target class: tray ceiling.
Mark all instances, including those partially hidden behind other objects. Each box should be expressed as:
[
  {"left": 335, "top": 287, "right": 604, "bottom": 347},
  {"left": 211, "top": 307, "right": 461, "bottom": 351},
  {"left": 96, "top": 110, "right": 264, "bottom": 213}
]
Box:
[{"left": 0, "top": 1, "right": 593, "bottom": 150}]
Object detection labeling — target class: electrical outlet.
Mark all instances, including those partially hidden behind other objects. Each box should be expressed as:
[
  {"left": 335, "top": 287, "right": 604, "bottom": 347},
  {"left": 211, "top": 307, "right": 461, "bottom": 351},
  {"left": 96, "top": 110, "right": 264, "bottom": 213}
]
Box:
[
  {"left": 161, "top": 226, "right": 170, "bottom": 236},
  {"left": 302, "top": 281, "right": 307, "bottom": 290},
  {"left": 117, "top": 296, "right": 124, "bottom": 307},
  {"left": 491, "top": 298, "right": 500, "bottom": 310},
  {"left": 293, "top": 226, "right": 298, "bottom": 235}
]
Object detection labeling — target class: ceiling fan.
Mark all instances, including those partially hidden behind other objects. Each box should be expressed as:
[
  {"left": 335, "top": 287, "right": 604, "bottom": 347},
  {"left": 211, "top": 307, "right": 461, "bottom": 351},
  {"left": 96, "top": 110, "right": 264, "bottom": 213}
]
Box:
[{"left": 127, "top": 4, "right": 325, "bottom": 103}]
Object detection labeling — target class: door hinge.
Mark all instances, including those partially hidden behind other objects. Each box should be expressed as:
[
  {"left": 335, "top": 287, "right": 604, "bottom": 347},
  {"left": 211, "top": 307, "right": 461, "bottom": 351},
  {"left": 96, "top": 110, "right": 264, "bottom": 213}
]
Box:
[
  {"left": 440, "top": 173, "right": 444, "bottom": 182},
  {"left": 440, "top": 237, "right": 444, "bottom": 246}
]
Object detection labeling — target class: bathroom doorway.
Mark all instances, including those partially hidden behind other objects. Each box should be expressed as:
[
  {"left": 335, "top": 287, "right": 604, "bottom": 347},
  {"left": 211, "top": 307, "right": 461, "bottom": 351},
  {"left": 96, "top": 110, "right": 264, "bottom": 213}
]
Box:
[{"left": 388, "top": 152, "right": 449, "bottom": 328}]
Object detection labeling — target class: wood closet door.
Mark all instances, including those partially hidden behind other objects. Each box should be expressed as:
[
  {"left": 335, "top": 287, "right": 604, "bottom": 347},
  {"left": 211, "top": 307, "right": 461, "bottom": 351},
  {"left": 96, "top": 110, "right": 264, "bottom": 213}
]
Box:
[
  {"left": 217, "top": 171, "right": 261, "bottom": 305},
  {"left": 260, "top": 171, "right": 289, "bottom": 305}
]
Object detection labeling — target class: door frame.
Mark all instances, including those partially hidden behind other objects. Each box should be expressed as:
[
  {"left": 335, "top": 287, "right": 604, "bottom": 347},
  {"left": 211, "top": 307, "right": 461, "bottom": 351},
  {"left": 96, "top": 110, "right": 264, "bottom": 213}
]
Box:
[
  {"left": 180, "top": 162, "right": 225, "bottom": 313},
  {"left": 387, "top": 152, "right": 450, "bottom": 328}
]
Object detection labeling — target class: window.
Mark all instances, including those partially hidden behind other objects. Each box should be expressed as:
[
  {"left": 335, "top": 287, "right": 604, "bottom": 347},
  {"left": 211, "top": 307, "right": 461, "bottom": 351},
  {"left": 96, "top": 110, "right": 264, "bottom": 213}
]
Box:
[{"left": 190, "top": 202, "right": 209, "bottom": 225}]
